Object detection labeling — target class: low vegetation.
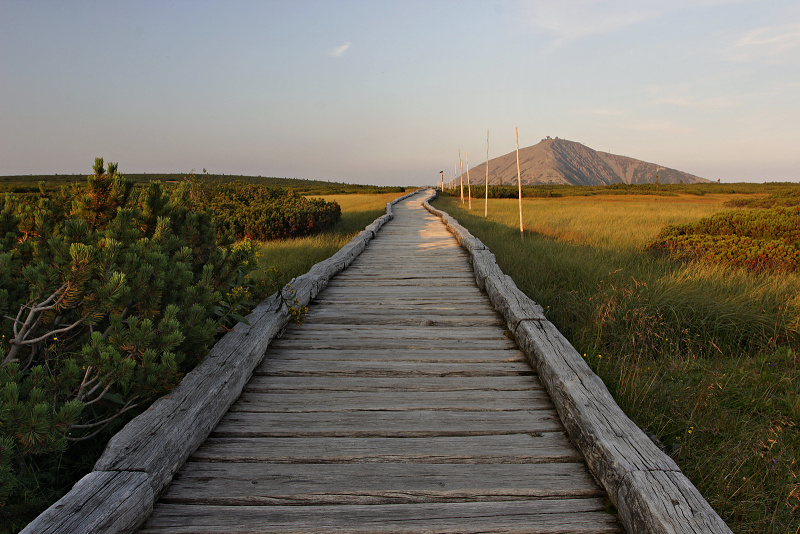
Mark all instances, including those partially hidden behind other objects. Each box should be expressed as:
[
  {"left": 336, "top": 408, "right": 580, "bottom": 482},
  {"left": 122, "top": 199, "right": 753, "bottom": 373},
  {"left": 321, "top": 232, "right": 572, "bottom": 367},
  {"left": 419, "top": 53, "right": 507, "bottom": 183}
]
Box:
[
  {"left": 646, "top": 206, "right": 800, "bottom": 272},
  {"left": 433, "top": 187, "right": 799, "bottom": 534},
  {"left": 724, "top": 189, "right": 800, "bottom": 209},
  {"left": 183, "top": 181, "right": 342, "bottom": 241}
]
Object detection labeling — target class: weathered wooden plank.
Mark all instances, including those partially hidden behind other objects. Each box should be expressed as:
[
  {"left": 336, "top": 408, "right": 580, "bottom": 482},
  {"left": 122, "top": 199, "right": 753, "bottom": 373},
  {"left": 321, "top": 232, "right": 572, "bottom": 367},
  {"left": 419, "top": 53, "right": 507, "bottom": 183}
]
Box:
[
  {"left": 190, "top": 434, "right": 583, "bottom": 464},
  {"left": 318, "top": 287, "right": 487, "bottom": 296},
  {"left": 160, "top": 462, "right": 603, "bottom": 505},
  {"left": 212, "top": 410, "right": 563, "bottom": 437},
  {"left": 330, "top": 271, "right": 475, "bottom": 278},
  {"left": 244, "top": 375, "right": 544, "bottom": 392},
  {"left": 308, "top": 298, "right": 494, "bottom": 308},
  {"left": 325, "top": 278, "right": 477, "bottom": 286},
  {"left": 275, "top": 325, "right": 506, "bottom": 339},
  {"left": 20, "top": 471, "right": 153, "bottom": 534},
  {"left": 267, "top": 338, "right": 518, "bottom": 350},
  {"left": 229, "top": 389, "right": 552, "bottom": 412},
  {"left": 261, "top": 347, "right": 526, "bottom": 362},
  {"left": 618, "top": 470, "right": 732, "bottom": 534},
  {"left": 139, "top": 499, "right": 621, "bottom": 533},
  {"left": 253, "top": 359, "right": 534, "bottom": 377},
  {"left": 304, "top": 301, "right": 497, "bottom": 313},
  {"left": 306, "top": 310, "right": 505, "bottom": 328}
]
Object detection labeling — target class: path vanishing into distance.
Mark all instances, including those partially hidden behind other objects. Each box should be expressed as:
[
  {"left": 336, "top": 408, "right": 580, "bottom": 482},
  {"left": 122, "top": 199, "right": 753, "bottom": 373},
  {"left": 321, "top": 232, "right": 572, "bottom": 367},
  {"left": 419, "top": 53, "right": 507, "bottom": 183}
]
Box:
[{"left": 137, "top": 193, "right": 622, "bottom": 533}]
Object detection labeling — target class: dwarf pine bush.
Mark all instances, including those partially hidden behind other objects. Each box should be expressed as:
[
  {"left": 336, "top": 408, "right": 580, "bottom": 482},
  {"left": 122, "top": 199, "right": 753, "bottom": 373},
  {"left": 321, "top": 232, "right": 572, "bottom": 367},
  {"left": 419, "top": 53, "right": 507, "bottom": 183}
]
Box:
[{"left": 0, "top": 159, "right": 256, "bottom": 520}]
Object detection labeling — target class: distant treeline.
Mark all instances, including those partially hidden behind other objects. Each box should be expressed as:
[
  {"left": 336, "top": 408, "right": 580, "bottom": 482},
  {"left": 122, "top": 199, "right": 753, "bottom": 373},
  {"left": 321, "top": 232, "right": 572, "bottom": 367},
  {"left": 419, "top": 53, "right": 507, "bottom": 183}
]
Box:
[
  {"left": 443, "top": 181, "right": 800, "bottom": 199},
  {"left": 0, "top": 173, "right": 407, "bottom": 196}
]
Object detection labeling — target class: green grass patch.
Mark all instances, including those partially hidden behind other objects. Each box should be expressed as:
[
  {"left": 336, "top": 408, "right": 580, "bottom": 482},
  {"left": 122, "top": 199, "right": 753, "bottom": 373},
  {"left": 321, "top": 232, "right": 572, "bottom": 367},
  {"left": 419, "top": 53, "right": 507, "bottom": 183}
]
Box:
[{"left": 432, "top": 194, "right": 800, "bottom": 534}]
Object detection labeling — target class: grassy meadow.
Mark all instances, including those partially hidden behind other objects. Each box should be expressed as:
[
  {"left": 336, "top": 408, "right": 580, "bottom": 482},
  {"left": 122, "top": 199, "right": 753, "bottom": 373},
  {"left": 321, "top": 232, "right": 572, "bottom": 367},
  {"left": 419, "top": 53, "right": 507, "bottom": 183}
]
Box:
[{"left": 432, "top": 190, "right": 799, "bottom": 534}]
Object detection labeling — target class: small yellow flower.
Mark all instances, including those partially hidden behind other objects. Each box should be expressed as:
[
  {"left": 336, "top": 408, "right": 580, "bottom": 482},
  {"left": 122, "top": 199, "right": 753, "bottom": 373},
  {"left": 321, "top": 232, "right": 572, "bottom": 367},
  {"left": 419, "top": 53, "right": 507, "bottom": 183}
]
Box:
[{"left": 688, "top": 427, "right": 694, "bottom": 434}]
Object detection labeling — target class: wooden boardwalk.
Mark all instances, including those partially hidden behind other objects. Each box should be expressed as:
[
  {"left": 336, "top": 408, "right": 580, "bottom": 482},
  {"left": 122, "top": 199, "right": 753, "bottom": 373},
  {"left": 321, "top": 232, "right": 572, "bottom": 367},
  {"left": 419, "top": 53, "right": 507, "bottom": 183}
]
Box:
[{"left": 138, "top": 194, "right": 622, "bottom": 533}]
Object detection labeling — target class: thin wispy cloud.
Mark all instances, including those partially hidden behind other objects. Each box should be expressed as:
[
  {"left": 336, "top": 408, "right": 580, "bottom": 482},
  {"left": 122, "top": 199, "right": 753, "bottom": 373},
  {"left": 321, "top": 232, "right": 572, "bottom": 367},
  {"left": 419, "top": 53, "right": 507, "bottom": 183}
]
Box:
[
  {"left": 622, "top": 120, "right": 693, "bottom": 133},
  {"left": 523, "top": 0, "right": 748, "bottom": 45},
  {"left": 574, "top": 107, "right": 628, "bottom": 117},
  {"left": 649, "top": 96, "right": 737, "bottom": 109},
  {"left": 327, "top": 41, "right": 351, "bottom": 58},
  {"left": 523, "top": 0, "right": 656, "bottom": 45},
  {"left": 732, "top": 23, "right": 800, "bottom": 62}
]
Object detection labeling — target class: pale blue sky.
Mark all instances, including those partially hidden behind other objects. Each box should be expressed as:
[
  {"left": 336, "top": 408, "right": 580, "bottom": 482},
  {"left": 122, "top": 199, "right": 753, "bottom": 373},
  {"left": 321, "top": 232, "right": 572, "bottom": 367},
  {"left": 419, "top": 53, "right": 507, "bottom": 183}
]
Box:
[{"left": 2, "top": 0, "right": 799, "bottom": 185}]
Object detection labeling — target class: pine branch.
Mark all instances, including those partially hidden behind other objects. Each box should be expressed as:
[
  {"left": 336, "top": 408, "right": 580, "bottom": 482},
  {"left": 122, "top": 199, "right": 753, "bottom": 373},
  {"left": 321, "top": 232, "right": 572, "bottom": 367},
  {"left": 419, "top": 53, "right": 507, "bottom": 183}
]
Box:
[
  {"left": 82, "top": 380, "right": 114, "bottom": 406},
  {"left": 66, "top": 397, "right": 141, "bottom": 441}
]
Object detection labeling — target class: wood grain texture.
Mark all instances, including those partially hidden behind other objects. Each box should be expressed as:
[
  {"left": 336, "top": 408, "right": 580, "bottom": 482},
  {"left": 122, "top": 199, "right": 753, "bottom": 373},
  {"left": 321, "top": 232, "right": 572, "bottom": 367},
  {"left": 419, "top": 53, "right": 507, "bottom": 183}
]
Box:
[
  {"left": 191, "top": 434, "right": 583, "bottom": 464},
  {"left": 160, "top": 462, "right": 603, "bottom": 505},
  {"left": 254, "top": 359, "right": 534, "bottom": 377},
  {"left": 228, "top": 389, "right": 552, "bottom": 412},
  {"left": 211, "top": 409, "right": 564, "bottom": 437},
  {"left": 423, "top": 193, "right": 732, "bottom": 533},
  {"left": 20, "top": 471, "right": 153, "bottom": 534},
  {"left": 139, "top": 500, "right": 619, "bottom": 534},
  {"left": 244, "top": 374, "right": 545, "bottom": 392},
  {"left": 260, "top": 347, "right": 525, "bottom": 362}
]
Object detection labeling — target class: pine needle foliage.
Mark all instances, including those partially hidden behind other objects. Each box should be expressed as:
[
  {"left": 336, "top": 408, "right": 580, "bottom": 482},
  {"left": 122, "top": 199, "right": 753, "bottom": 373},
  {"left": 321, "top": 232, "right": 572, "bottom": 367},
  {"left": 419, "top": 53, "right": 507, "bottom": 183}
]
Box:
[{"left": 0, "top": 159, "right": 256, "bottom": 524}]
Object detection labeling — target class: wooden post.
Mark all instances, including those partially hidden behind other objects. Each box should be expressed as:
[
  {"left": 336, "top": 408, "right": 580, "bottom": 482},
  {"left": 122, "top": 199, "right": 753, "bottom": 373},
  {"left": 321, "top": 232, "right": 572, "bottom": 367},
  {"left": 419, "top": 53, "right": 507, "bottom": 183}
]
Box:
[
  {"left": 485, "top": 128, "right": 489, "bottom": 217},
  {"left": 466, "top": 151, "right": 472, "bottom": 210},
  {"left": 516, "top": 127, "right": 523, "bottom": 239},
  {"left": 459, "top": 150, "right": 464, "bottom": 203}
]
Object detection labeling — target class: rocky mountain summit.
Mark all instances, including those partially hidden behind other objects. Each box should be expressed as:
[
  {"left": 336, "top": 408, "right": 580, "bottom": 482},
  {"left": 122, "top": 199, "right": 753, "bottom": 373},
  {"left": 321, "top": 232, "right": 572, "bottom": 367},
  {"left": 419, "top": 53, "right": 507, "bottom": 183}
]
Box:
[{"left": 453, "top": 137, "right": 709, "bottom": 186}]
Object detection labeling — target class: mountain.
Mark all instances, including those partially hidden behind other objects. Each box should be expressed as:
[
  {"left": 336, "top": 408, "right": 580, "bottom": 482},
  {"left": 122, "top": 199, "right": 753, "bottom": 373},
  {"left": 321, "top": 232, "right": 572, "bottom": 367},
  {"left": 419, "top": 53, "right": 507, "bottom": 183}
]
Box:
[{"left": 450, "top": 137, "right": 709, "bottom": 187}]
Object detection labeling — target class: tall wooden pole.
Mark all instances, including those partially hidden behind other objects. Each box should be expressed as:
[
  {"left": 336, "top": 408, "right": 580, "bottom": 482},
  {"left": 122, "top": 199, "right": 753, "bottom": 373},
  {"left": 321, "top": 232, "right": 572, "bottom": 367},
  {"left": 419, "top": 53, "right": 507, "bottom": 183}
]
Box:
[
  {"left": 440, "top": 171, "right": 444, "bottom": 191},
  {"left": 466, "top": 151, "right": 472, "bottom": 210},
  {"left": 459, "top": 150, "right": 464, "bottom": 203},
  {"left": 516, "top": 127, "right": 524, "bottom": 239},
  {"left": 485, "top": 128, "right": 489, "bottom": 217}
]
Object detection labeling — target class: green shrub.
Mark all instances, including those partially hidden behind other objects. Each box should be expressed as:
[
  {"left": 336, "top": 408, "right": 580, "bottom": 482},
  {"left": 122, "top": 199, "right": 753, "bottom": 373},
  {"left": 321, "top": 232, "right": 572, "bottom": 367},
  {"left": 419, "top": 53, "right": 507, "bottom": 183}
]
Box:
[
  {"left": 647, "top": 207, "right": 800, "bottom": 272},
  {"left": 0, "top": 159, "right": 255, "bottom": 523},
  {"left": 183, "top": 181, "right": 341, "bottom": 241},
  {"left": 724, "top": 189, "right": 800, "bottom": 209}
]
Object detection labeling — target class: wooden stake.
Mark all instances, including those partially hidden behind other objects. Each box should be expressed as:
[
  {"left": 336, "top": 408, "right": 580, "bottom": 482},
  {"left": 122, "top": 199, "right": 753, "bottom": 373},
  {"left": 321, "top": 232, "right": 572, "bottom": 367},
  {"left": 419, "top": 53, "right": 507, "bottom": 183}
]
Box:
[
  {"left": 485, "top": 128, "right": 489, "bottom": 217},
  {"left": 459, "top": 150, "right": 464, "bottom": 203},
  {"left": 466, "top": 151, "right": 472, "bottom": 210},
  {"left": 458, "top": 148, "right": 464, "bottom": 204},
  {"left": 516, "top": 127, "right": 523, "bottom": 239}
]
